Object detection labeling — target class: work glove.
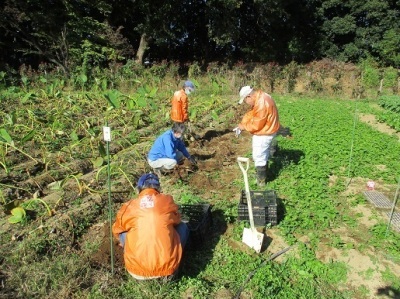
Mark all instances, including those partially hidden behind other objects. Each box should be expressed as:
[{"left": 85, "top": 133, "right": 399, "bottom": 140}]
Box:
[
  {"left": 233, "top": 127, "right": 241, "bottom": 137},
  {"left": 188, "top": 156, "right": 197, "bottom": 165}
]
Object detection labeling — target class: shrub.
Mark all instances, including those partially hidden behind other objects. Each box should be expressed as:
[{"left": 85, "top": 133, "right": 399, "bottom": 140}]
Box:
[{"left": 360, "top": 58, "right": 380, "bottom": 89}]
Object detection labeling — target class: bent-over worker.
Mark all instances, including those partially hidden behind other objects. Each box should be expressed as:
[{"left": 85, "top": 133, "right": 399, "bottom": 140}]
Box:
[{"left": 112, "top": 173, "right": 190, "bottom": 280}]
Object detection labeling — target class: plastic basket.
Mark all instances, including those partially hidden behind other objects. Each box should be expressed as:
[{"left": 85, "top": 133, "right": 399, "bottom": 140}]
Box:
[
  {"left": 179, "top": 204, "right": 212, "bottom": 250},
  {"left": 237, "top": 190, "right": 278, "bottom": 226}
]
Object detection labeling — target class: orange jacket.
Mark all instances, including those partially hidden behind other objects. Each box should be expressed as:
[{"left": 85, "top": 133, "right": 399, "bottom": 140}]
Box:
[
  {"left": 170, "top": 89, "right": 189, "bottom": 123},
  {"left": 112, "top": 189, "right": 182, "bottom": 277},
  {"left": 240, "top": 90, "right": 280, "bottom": 135}
]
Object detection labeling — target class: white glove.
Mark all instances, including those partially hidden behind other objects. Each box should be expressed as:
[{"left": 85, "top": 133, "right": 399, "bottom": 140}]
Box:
[{"left": 233, "top": 127, "right": 241, "bottom": 137}]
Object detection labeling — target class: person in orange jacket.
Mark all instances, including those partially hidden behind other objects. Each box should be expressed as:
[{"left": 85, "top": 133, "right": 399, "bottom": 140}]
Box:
[
  {"left": 170, "top": 80, "right": 195, "bottom": 124},
  {"left": 234, "top": 86, "right": 281, "bottom": 186},
  {"left": 112, "top": 173, "right": 189, "bottom": 280}
]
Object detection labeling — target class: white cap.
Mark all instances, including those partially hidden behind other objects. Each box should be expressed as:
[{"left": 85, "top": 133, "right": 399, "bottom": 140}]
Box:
[{"left": 239, "top": 86, "right": 253, "bottom": 104}]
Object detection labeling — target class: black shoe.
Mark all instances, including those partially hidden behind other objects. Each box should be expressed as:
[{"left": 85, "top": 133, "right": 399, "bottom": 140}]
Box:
[{"left": 256, "top": 166, "right": 267, "bottom": 187}]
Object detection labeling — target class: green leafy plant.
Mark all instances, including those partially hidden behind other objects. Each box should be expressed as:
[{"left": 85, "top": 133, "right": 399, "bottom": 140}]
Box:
[
  {"left": 382, "top": 67, "right": 398, "bottom": 90},
  {"left": 379, "top": 95, "right": 400, "bottom": 114},
  {"left": 8, "top": 196, "right": 52, "bottom": 224},
  {"left": 0, "top": 128, "right": 39, "bottom": 163},
  {"left": 49, "top": 174, "right": 85, "bottom": 195},
  {"left": 76, "top": 73, "right": 88, "bottom": 91},
  {"left": 104, "top": 89, "right": 122, "bottom": 109},
  {"left": 23, "top": 198, "right": 52, "bottom": 216},
  {"left": 178, "top": 192, "right": 204, "bottom": 205},
  {"left": 8, "top": 207, "right": 27, "bottom": 224},
  {"left": 282, "top": 61, "right": 299, "bottom": 93},
  {"left": 95, "top": 165, "right": 135, "bottom": 191},
  {"left": 360, "top": 58, "right": 380, "bottom": 91}
]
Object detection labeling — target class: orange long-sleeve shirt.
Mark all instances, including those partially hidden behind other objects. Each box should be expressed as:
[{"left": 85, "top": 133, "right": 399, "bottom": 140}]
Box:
[
  {"left": 112, "top": 189, "right": 182, "bottom": 277},
  {"left": 170, "top": 89, "right": 189, "bottom": 123},
  {"left": 240, "top": 90, "right": 280, "bottom": 135}
]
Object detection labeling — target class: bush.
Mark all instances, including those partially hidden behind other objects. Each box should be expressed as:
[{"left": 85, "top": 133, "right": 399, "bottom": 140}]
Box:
[
  {"left": 382, "top": 67, "right": 399, "bottom": 93},
  {"left": 379, "top": 95, "right": 400, "bottom": 114},
  {"left": 360, "top": 59, "right": 380, "bottom": 89}
]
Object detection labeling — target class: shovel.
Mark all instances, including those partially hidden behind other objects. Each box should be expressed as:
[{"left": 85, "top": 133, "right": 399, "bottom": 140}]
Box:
[{"left": 237, "top": 157, "right": 264, "bottom": 253}]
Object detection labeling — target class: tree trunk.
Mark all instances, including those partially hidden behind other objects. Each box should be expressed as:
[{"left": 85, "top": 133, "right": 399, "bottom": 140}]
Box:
[{"left": 135, "top": 33, "right": 148, "bottom": 64}]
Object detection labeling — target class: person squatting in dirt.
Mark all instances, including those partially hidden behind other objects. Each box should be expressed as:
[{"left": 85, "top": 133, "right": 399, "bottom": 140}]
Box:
[
  {"left": 147, "top": 122, "right": 197, "bottom": 176},
  {"left": 234, "top": 86, "right": 281, "bottom": 187},
  {"left": 112, "top": 173, "right": 190, "bottom": 280},
  {"left": 170, "top": 80, "right": 195, "bottom": 124}
]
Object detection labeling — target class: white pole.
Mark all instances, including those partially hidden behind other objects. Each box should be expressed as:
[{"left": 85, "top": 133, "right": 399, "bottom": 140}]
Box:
[
  {"left": 103, "top": 125, "right": 114, "bottom": 275},
  {"left": 386, "top": 176, "right": 400, "bottom": 234}
]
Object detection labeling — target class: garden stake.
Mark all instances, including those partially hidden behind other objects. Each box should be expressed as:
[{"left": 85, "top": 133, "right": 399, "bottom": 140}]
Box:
[
  {"left": 103, "top": 124, "right": 114, "bottom": 275},
  {"left": 386, "top": 176, "right": 400, "bottom": 235},
  {"left": 346, "top": 99, "right": 358, "bottom": 188}
]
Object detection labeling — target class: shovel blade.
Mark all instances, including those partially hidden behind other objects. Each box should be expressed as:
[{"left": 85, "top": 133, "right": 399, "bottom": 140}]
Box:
[{"left": 242, "top": 228, "right": 263, "bottom": 253}]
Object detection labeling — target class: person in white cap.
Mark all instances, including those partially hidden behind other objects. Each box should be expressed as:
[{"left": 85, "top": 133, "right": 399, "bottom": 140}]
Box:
[{"left": 234, "top": 86, "right": 281, "bottom": 186}]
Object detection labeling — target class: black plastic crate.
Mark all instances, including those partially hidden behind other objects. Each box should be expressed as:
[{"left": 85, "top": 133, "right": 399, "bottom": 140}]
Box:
[
  {"left": 179, "top": 204, "right": 212, "bottom": 250},
  {"left": 238, "top": 205, "right": 267, "bottom": 226},
  {"left": 237, "top": 190, "right": 278, "bottom": 226}
]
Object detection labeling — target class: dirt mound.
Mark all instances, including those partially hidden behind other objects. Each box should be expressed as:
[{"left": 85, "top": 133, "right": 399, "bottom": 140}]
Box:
[
  {"left": 84, "top": 126, "right": 248, "bottom": 276},
  {"left": 89, "top": 223, "right": 125, "bottom": 271}
]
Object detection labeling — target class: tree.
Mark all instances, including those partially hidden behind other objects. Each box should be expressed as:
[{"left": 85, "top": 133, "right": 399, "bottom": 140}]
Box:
[
  {"left": 108, "top": 0, "right": 185, "bottom": 64},
  {"left": 317, "top": 0, "right": 400, "bottom": 66},
  {"left": 378, "top": 28, "right": 400, "bottom": 67},
  {"left": 0, "top": 0, "right": 133, "bottom": 74},
  {"left": 1, "top": 0, "right": 71, "bottom": 72},
  {"left": 1, "top": 0, "right": 397, "bottom": 73}
]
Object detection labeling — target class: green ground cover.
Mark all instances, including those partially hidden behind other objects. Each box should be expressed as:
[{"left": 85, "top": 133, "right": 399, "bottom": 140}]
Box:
[{"left": 1, "top": 84, "right": 400, "bottom": 298}]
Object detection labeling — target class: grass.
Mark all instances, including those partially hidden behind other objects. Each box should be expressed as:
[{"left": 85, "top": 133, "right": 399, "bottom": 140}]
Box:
[{"left": 1, "top": 71, "right": 400, "bottom": 298}]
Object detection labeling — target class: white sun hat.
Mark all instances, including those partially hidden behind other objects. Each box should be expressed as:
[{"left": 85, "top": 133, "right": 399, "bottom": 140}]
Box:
[{"left": 239, "top": 86, "right": 253, "bottom": 104}]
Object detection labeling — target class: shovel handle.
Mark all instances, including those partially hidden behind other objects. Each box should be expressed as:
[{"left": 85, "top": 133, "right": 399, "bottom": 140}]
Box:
[
  {"left": 237, "top": 157, "right": 250, "bottom": 192},
  {"left": 237, "top": 157, "right": 256, "bottom": 231},
  {"left": 237, "top": 157, "right": 249, "bottom": 172},
  {"left": 237, "top": 156, "right": 250, "bottom": 163}
]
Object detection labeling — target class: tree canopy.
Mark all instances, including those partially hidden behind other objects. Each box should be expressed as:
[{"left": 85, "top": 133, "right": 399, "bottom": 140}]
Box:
[{"left": 0, "top": 0, "right": 399, "bottom": 74}]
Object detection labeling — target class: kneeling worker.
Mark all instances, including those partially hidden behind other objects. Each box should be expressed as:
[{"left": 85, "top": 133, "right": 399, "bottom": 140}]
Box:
[
  {"left": 148, "top": 122, "right": 196, "bottom": 175},
  {"left": 112, "top": 173, "right": 189, "bottom": 279}
]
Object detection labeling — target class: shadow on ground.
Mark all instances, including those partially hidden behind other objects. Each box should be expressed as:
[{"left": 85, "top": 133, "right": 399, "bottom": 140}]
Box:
[{"left": 179, "top": 208, "right": 227, "bottom": 278}]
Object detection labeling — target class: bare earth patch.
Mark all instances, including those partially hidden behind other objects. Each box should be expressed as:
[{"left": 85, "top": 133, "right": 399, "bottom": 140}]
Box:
[
  {"left": 325, "top": 173, "right": 400, "bottom": 298},
  {"left": 359, "top": 114, "right": 400, "bottom": 139},
  {"left": 317, "top": 225, "right": 400, "bottom": 299}
]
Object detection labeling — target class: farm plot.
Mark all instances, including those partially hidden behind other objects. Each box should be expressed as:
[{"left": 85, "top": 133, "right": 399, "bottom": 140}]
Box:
[{"left": 1, "top": 94, "right": 400, "bottom": 299}]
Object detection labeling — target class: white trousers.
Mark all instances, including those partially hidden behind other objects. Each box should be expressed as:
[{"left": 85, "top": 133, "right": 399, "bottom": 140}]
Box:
[
  {"left": 252, "top": 134, "right": 276, "bottom": 167},
  {"left": 148, "top": 151, "right": 184, "bottom": 170}
]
